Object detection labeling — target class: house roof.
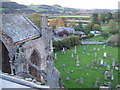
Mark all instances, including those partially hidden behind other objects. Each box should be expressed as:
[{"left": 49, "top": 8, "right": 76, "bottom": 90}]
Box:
[{"left": 0, "top": 14, "right": 40, "bottom": 44}]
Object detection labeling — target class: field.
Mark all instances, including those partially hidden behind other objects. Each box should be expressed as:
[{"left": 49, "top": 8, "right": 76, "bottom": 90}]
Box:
[
  {"left": 50, "top": 15, "right": 90, "bottom": 18},
  {"left": 54, "top": 44, "right": 119, "bottom": 88}
]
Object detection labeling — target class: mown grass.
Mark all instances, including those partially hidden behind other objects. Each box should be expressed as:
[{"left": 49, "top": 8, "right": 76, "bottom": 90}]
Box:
[
  {"left": 84, "top": 35, "right": 108, "bottom": 41},
  {"left": 54, "top": 44, "right": 119, "bottom": 88}
]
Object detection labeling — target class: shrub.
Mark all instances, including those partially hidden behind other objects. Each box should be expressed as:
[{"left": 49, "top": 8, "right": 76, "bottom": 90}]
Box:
[
  {"left": 58, "top": 30, "right": 70, "bottom": 37},
  {"left": 101, "top": 32, "right": 109, "bottom": 39}
]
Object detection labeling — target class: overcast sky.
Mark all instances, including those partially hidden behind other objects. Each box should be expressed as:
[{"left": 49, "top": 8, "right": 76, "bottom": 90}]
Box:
[{"left": 10, "top": 0, "right": 119, "bottom": 9}]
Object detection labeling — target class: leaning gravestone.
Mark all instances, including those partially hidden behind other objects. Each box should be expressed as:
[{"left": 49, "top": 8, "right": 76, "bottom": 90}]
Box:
[{"left": 75, "top": 55, "right": 80, "bottom": 66}]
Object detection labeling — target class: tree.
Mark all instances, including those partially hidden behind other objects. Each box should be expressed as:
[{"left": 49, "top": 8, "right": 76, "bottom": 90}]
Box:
[
  {"left": 58, "top": 30, "right": 70, "bottom": 37},
  {"left": 49, "top": 17, "right": 65, "bottom": 29},
  {"left": 106, "top": 12, "right": 114, "bottom": 23},
  {"left": 91, "top": 13, "right": 100, "bottom": 25},
  {"left": 92, "top": 24, "right": 101, "bottom": 31},
  {"left": 108, "top": 20, "right": 118, "bottom": 34},
  {"left": 100, "top": 13, "right": 106, "bottom": 23},
  {"left": 28, "top": 13, "right": 41, "bottom": 29},
  {"left": 75, "top": 21, "right": 83, "bottom": 31}
]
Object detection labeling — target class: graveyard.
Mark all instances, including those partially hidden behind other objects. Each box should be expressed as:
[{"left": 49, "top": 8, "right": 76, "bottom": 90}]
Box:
[{"left": 54, "top": 44, "right": 119, "bottom": 88}]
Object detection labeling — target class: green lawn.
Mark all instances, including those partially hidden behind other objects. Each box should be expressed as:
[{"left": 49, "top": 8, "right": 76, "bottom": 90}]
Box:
[
  {"left": 54, "top": 44, "right": 119, "bottom": 88},
  {"left": 84, "top": 35, "right": 108, "bottom": 41}
]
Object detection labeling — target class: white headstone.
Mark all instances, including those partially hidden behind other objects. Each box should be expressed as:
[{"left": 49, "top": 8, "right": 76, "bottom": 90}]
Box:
[
  {"left": 74, "top": 46, "right": 77, "bottom": 54},
  {"left": 54, "top": 53, "right": 57, "bottom": 59},
  {"left": 103, "top": 51, "right": 107, "bottom": 58}
]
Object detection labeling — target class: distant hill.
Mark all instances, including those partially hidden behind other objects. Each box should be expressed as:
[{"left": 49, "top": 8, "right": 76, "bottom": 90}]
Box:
[
  {"left": 0, "top": 1, "right": 117, "bottom": 14},
  {"left": 0, "top": 1, "right": 27, "bottom": 13}
]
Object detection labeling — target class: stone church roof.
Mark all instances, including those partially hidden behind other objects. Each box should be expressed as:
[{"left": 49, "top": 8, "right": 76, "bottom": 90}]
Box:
[{"left": 0, "top": 14, "right": 40, "bottom": 44}]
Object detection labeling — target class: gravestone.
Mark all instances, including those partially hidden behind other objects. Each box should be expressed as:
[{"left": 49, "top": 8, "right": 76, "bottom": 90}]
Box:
[
  {"left": 66, "top": 77, "right": 70, "bottom": 80},
  {"left": 107, "top": 65, "right": 110, "bottom": 71},
  {"left": 101, "top": 70, "right": 104, "bottom": 73},
  {"left": 100, "top": 59, "right": 104, "bottom": 66},
  {"left": 87, "top": 53, "right": 90, "bottom": 56},
  {"left": 109, "top": 54, "right": 112, "bottom": 58},
  {"left": 83, "top": 48, "right": 86, "bottom": 51},
  {"left": 71, "top": 53, "right": 74, "bottom": 58},
  {"left": 94, "top": 47, "right": 96, "bottom": 51},
  {"left": 104, "top": 62, "right": 107, "bottom": 66},
  {"left": 82, "top": 52, "right": 85, "bottom": 54},
  {"left": 62, "top": 64, "right": 66, "bottom": 67},
  {"left": 110, "top": 69, "right": 113, "bottom": 75},
  {"left": 108, "top": 82, "right": 111, "bottom": 88},
  {"left": 71, "top": 70, "right": 74, "bottom": 73},
  {"left": 103, "top": 51, "right": 107, "bottom": 58},
  {"left": 97, "top": 48, "right": 100, "bottom": 51},
  {"left": 62, "top": 47, "right": 65, "bottom": 53},
  {"left": 107, "top": 71, "right": 111, "bottom": 78},
  {"left": 104, "top": 71, "right": 108, "bottom": 80},
  {"left": 112, "top": 59, "right": 116, "bottom": 67},
  {"left": 80, "top": 68, "right": 83, "bottom": 70},
  {"left": 94, "top": 82, "right": 98, "bottom": 88},
  {"left": 90, "top": 49, "right": 93, "bottom": 52},
  {"left": 94, "top": 52, "right": 97, "bottom": 58},
  {"left": 111, "top": 75, "right": 114, "bottom": 81},
  {"left": 54, "top": 53, "right": 57, "bottom": 60},
  {"left": 86, "top": 64, "right": 89, "bottom": 68},
  {"left": 63, "top": 68, "right": 66, "bottom": 70},
  {"left": 80, "top": 77, "right": 83, "bottom": 84},
  {"left": 96, "top": 78, "right": 100, "bottom": 83},
  {"left": 103, "top": 44, "right": 106, "bottom": 49},
  {"left": 115, "top": 66, "right": 119, "bottom": 71},
  {"left": 74, "top": 46, "right": 77, "bottom": 54},
  {"left": 75, "top": 55, "right": 80, "bottom": 66},
  {"left": 95, "top": 67, "right": 97, "bottom": 69}
]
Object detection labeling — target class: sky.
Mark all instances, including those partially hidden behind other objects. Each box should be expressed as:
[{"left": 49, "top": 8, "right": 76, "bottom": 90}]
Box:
[{"left": 9, "top": 0, "right": 119, "bottom": 9}]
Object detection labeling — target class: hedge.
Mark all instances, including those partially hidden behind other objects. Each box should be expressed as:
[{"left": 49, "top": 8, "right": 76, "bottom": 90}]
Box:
[{"left": 53, "top": 36, "right": 80, "bottom": 51}]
